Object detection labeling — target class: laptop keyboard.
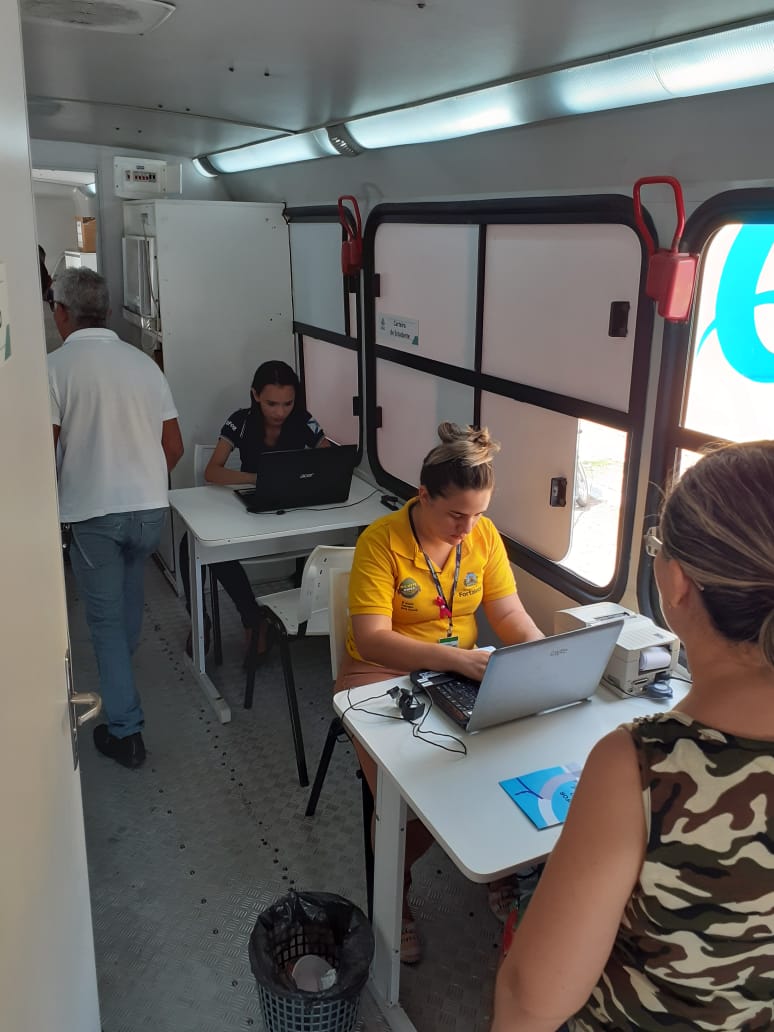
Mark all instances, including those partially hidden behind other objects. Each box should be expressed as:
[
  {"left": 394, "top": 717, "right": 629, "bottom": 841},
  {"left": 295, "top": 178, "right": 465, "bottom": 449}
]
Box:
[{"left": 432, "top": 678, "right": 479, "bottom": 722}]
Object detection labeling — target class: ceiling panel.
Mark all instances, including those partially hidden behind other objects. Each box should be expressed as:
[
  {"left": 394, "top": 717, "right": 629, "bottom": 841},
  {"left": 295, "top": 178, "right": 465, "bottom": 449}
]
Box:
[
  {"left": 26, "top": 98, "right": 278, "bottom": 156},
  {"left": 21, "top": 0, "right": 774, "bottom": 153}
]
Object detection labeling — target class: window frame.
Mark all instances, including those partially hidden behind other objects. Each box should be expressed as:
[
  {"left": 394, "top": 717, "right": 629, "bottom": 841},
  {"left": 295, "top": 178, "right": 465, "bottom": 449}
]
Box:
[
  {"left": 285, "top": 205, "right": 364, "bottom": 462},
  {"left": 638, "top": 187, "right": 774, "bottom": 617},
  {"left": 362, "top": 196, "right": 656, "bottom": 603}
]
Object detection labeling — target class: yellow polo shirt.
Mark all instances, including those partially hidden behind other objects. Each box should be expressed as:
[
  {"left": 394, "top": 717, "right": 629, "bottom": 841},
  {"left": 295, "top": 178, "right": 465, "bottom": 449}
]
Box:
[{"left": 346, "top": 499, "right": 517, "bottom": 661}]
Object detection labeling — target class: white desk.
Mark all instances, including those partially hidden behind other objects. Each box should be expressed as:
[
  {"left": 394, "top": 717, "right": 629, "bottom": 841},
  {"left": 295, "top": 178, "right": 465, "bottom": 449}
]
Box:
[
  {"left": 169, "top": 476, "right": 388, "bottom": 730},
  {"left": 335, "top": 678, "right": 687, "bottom": 1032}
]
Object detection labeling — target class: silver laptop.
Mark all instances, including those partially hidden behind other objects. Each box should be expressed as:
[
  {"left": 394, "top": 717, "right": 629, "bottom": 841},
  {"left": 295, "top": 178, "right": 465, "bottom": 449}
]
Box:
[{"left": 409, "top": 619, "right": 623, "bottom": 732}]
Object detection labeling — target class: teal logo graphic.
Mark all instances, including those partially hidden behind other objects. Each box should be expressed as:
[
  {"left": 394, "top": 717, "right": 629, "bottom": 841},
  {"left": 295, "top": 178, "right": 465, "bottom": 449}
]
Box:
[
  {"left": 698, "top": 223, "right": 774, "bottom": 383},
  {"left": 464, "top": 572, "right": 478, "bottom": 587}
]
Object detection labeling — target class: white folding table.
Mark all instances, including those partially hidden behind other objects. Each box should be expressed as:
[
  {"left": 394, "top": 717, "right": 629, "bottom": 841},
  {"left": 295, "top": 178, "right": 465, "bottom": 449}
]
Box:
[
  {"left": 334, "top": 677, "right": 687, "bottom": 1032},
  {"left": 169, "top": 476, "right": 388, "bottom": 734}
]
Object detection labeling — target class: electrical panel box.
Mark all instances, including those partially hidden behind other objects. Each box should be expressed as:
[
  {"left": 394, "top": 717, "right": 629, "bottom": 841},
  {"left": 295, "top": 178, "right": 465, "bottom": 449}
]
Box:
[{"left": 113, "top": 157, "right": 182, "bottom": 199}]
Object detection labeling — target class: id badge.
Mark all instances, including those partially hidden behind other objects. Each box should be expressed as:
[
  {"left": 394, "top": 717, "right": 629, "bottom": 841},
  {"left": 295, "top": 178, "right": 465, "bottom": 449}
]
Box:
[{"left": 438, "top": 635, "right": 459, "bottom": 647}]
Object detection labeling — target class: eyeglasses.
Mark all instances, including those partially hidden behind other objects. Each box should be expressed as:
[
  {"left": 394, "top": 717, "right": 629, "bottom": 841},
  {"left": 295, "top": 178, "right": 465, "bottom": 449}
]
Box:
[{"left": 644, "top": 526, "right": 662, "bottom": 558}]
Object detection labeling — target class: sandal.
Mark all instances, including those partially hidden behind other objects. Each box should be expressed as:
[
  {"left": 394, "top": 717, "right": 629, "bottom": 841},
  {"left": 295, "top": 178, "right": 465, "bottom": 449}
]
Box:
[
  {"left": 400, "top": 917, "right": 422, "bottom": 965},
  {"left": 487, "top": 878, "right": 519, "bottom": 923}
]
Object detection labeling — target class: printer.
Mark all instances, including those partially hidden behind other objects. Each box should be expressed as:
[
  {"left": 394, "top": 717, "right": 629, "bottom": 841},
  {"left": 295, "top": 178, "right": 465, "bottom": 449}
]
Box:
[{"left": 554, "top": 602, "right": 679, "bottom": 697}]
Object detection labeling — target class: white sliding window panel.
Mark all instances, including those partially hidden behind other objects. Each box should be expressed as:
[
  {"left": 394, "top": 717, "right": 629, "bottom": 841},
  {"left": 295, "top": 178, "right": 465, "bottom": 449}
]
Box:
[
  {"left": 376, "top": 361, "right": 474, "bottom": 489},
  {"left": 374, "top": 223, "right": 478, "bottom": 368},
  {"left": 482, "top": 223, "right": 641, "bottom": 411},
  {"left": 482, "top": 392, "right": 577, "bottom": 562},
  {"left": 289, "top": 221, "right": 346, "bottom": 335},
  {"left": 302, "top": 335, "right": 359, "bottom": 446}
]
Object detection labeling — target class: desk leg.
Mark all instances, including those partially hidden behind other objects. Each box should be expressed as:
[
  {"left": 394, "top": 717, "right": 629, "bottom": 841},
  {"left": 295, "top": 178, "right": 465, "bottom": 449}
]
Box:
[
  {"left": 372, "top": 766, "right": 407, "bottom": 1008},
  {"left": 185, "top": 538, "right": 231, "bottom": 724}
]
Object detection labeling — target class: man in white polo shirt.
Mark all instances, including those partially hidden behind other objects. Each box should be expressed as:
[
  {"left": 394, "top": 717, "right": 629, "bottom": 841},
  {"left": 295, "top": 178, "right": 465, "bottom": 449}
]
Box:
[{"left": 49, "top": 269, "right": 184, "bottom": 769}]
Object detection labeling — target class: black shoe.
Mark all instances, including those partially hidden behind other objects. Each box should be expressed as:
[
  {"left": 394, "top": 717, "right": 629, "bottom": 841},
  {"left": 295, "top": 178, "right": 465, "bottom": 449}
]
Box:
[{"left": 93, "top": 724, "right": 146, "bottom": 769}]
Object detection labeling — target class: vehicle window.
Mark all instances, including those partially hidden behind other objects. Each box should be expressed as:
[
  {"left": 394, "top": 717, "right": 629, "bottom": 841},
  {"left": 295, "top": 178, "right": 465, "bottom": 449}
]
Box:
[
  {"left": 685, "top": 223, "right": 774, "bottom": 444},
  {"left": 643, "top": 217, "right": 774, "bottom": 618}
]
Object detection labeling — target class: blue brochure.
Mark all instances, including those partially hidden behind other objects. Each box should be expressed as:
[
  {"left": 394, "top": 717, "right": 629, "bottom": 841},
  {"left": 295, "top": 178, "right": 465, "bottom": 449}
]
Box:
[{"left": 499, "top": 763, "right": 582, "bottom": 829}]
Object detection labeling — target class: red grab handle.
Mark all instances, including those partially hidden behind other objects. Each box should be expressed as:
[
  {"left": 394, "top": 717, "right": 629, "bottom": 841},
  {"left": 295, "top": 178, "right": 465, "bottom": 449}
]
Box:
[
  {"left": 338, "top": 195, "right": 363, "bottom": 276},
  {"left": 633, "top": 175, "right": 686, "bottom": 256}
]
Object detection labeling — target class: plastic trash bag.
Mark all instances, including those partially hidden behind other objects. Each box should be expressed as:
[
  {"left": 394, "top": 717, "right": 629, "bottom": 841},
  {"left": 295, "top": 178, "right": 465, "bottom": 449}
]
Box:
[{"left": 250, "top": 890, "right": 374, "bottom": 1001}]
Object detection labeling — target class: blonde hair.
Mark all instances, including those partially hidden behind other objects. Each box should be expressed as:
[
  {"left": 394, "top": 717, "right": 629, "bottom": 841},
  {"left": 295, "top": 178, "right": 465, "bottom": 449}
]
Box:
[
  {"left": 420, "top": 422, "right": 500, "bottom": 497},
  {"left": 661, "top": 441, "right": 774, "bottom": 668}
]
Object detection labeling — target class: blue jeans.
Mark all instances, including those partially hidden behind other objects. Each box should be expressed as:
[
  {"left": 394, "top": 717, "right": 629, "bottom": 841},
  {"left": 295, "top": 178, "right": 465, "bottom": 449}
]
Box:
[{"left": 70, "top": 508, "right": 166, "bottom": 738}]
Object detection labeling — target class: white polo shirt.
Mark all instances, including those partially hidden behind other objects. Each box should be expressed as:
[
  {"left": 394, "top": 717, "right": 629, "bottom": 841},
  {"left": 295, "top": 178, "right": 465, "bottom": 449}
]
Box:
[{"left": 48, "top": 328, "right": 178, "bottom": 523}]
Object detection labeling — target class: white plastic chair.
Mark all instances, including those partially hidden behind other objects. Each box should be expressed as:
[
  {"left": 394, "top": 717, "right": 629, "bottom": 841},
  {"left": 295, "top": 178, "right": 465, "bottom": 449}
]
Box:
[
  {"left": 305, "top": 567, "right": 352, "bottom": 814},
  {"left": 327, "top": 567, "right": 351, "bottom": 682},
  {"left": 251, "top": 546, "right": 356, "bottom": 786}
]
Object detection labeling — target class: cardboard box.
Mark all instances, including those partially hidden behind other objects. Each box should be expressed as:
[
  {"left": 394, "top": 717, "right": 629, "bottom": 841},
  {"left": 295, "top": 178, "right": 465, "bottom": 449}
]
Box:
[{"left": 76, "top": 216, "right": 96, "bottom": 253}]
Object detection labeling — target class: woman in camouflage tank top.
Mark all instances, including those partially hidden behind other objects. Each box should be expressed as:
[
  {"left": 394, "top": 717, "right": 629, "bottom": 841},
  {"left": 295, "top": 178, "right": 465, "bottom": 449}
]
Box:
[{"left": 492, "top": 441, "right": 774, "bottom": 1032}]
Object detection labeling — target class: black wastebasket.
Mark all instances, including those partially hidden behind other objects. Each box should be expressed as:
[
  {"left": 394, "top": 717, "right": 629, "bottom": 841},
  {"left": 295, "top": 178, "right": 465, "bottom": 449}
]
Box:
[{"left": 249, "top": 890, "right": 374, "bottom": 1032}]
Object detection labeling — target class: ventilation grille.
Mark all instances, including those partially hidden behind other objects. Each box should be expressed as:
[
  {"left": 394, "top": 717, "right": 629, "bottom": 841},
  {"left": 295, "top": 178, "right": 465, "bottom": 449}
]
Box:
[{"left": 21, "top": 0, "right": 175, "bottom": 34}]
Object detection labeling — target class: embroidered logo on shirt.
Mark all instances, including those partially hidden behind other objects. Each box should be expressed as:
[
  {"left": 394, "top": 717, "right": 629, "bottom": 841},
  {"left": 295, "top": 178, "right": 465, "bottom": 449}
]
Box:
[
  {"left": 397, "top": 577, "right": 421, "bottom": 599},
  {"left": 464, "top": 572, "right": 478, "bottom": 587}
]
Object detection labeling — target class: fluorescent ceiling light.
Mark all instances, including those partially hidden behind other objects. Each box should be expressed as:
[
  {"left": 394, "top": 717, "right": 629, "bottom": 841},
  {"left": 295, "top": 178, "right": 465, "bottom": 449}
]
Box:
[
  {"left": 207, "top": 129, "right": 338, "bottom": 173},
  {"left": 655, "top": 22, "right": 774, "bottom": 95},
  {"left": 192, "top": 157, "right": 218, "bottom": 179},
  {"left": 204, "top": 17, "right": 774, "bottom": 171},
  {"left": 553, "top": 53, "right": 665, "bottom": 115},
  {"left": 345, "top": 83, "right": 523, "bottom": 150}
]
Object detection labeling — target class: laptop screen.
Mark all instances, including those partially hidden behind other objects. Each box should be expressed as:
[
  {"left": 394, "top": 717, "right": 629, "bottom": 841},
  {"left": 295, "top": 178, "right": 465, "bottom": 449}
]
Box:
[{"left": 234, "top": 444, "right": 357, "bottom": 512}]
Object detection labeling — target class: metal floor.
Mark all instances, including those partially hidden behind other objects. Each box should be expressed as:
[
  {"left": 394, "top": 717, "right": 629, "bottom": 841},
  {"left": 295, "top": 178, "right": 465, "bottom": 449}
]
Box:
[{"left": 69, "top": 561, "right": 505, "bottom": 1032}]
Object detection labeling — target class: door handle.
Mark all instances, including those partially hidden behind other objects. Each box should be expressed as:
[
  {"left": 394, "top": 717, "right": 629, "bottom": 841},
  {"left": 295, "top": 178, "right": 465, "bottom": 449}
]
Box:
[
  {"left": 65, "top": 649, "right": 103, "bottom": 769},
  {"left": 70, "top": 690, "right": 102, "bottom": 727}
]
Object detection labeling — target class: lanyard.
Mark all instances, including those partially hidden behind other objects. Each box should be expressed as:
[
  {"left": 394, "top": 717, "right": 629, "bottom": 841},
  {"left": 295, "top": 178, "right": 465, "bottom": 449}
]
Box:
[{"left": 408, "top": 503, "right": 461, "bottom": 638}]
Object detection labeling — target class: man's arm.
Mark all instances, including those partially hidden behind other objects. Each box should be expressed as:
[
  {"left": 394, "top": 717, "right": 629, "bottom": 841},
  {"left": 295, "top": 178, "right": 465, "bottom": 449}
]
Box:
[{"left": 161, "top": 418, "right": 184, "bottom": 472}]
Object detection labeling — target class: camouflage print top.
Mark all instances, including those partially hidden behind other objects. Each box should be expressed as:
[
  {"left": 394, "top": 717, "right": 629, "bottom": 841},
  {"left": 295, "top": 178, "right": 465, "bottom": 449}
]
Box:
[{"left": 570, "top": 711, "right": 774, "bottom": 1032}]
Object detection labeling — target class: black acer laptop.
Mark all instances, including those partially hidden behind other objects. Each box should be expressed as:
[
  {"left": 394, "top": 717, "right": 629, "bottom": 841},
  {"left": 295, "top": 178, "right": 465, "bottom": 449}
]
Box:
[
  {"left": 233, "top": 445, "right": 357, "bottom": 513},
  {"left": 409, "top": 620, "right": 623, "bottom": 732}
]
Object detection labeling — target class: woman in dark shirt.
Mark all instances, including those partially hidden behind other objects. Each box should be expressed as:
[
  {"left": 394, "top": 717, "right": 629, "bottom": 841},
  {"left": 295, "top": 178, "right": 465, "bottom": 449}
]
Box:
[{"left": 180, "top": 360, "right": 326, "bottom": 658}]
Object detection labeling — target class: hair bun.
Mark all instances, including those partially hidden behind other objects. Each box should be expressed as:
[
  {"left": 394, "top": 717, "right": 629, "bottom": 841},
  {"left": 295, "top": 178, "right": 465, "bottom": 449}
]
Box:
[{"left": 435, "top": 422, "right": 500, "bottom": 463}]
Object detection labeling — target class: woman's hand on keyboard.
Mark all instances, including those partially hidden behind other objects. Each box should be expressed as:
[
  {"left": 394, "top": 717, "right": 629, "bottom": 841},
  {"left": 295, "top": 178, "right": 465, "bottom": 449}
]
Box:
[{"left": 452, "top": 647, "right": 493, "bottom": 682}]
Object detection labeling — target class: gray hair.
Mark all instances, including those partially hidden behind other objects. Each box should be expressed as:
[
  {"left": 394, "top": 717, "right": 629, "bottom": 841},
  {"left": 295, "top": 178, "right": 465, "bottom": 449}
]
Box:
[
  {"left": 661, "top": 440, "right": 774, "bottom": 668},
  {"left": 52, "top": 268, "right": 110, "bottom": 327}
]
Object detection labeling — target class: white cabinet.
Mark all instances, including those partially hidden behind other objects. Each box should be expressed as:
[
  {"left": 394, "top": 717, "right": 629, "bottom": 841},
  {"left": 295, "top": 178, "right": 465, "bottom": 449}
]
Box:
[{"left": 122, "top": 200, "right": 294, "bottom": 576}]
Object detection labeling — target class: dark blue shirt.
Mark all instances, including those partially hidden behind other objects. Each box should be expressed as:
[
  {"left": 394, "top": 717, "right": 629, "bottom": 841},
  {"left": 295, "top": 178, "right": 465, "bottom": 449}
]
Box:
[{"left": 219, "top": 407, "right": 324, "bottom": 473}]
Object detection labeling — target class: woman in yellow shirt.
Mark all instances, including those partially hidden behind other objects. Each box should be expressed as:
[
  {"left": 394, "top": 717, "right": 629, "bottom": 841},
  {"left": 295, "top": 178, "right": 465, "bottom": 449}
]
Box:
[{"left": 336, "top": 422, "right": 543, "bottom": 962}]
